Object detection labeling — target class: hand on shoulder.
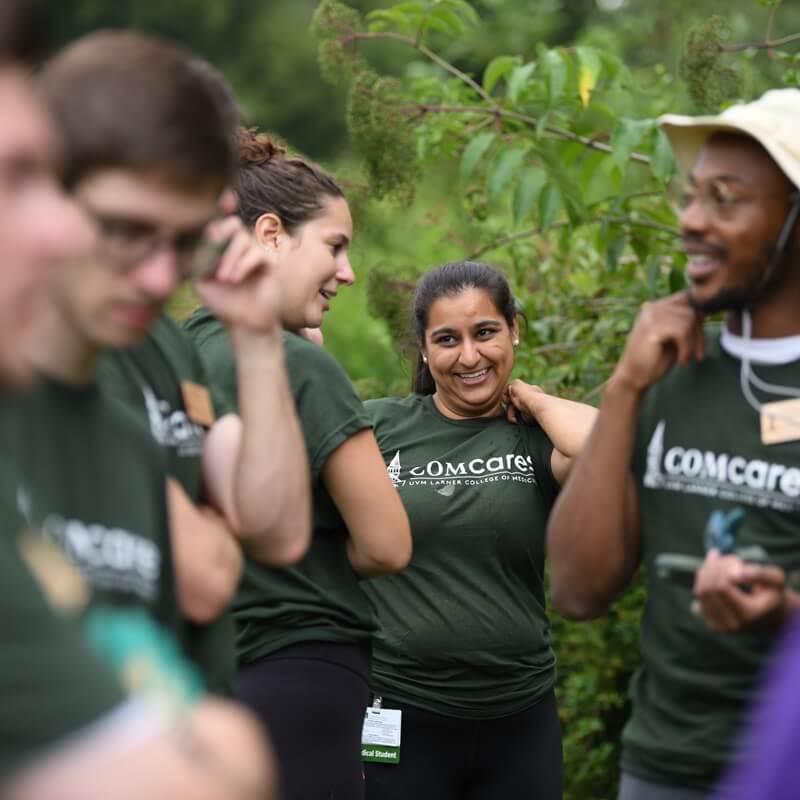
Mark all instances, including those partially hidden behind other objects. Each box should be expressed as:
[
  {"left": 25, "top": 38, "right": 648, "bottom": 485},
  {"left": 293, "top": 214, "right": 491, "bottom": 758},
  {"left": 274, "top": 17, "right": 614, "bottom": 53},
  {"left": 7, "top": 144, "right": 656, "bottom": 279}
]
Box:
[{"left": 505, "top": 380, "right": 545, "bottom": 424}]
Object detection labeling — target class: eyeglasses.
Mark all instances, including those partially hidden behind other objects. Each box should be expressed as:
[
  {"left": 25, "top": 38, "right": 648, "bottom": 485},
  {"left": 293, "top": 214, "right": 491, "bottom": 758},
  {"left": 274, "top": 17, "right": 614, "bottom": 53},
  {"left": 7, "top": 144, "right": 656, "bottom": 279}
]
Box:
[
  {"left": 672, "top": 178, "right": 753, "bottom": 222},
  {"left": 79, "top": 203, "right": 227, "bottom": 280}
]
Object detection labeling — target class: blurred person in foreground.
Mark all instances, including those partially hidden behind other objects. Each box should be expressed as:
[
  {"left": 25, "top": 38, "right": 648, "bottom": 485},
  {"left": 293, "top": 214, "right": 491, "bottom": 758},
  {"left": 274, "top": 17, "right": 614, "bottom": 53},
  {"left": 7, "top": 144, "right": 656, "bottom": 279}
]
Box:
[
  {"left": 712, "top": 613, "right": 800, "bottom": 799},
  {"left": 0, "top": 19, "right": 274, "bottom": 799},
  {"left": 547, "top": 89, "right": 800, "bottom": 799}
]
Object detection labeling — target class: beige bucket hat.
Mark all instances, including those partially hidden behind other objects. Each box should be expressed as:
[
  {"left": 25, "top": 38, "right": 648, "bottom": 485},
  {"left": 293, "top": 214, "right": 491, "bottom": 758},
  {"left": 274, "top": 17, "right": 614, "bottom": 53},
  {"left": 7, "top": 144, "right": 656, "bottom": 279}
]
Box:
[{"left": 659, "top": 88, "right": 800, "bottom": 188}]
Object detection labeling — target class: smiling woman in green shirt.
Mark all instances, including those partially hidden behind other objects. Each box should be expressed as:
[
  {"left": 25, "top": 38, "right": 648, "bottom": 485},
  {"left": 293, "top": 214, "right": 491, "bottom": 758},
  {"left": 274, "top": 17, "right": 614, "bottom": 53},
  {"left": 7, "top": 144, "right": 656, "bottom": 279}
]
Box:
[{"left": 362, "top": 261, "right": 597, "bottom": 800}]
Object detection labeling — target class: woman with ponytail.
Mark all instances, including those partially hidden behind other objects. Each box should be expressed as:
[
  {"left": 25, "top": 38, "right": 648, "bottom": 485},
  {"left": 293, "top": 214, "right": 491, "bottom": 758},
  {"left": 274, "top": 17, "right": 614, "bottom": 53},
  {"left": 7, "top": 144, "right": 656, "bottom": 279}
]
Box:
[
  {"left": 362, "top": 261, "right": 597, "bottom": 800},
  {"left": 184, "top": 129, "right": 411, "bottom": 800}
]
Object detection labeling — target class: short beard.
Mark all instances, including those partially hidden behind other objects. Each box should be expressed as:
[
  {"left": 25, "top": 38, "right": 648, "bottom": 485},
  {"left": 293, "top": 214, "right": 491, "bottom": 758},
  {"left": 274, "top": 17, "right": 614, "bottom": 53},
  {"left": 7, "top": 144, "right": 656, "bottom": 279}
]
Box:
[
  {"left": 688, "top": 240, "right": 795, "bottom": 314},
  {"left": 688, "top": 286, "right": 752, "bottom": 314}
]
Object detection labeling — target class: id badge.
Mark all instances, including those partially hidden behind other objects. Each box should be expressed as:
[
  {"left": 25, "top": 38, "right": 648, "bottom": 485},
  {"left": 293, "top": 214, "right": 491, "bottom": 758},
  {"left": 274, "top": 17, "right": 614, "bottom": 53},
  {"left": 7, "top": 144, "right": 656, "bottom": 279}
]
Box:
[
  {"left": 180, "top": 381, "right": 216, "bottom": 427},
  {"left": 761, "top": 398, "right": 800, "bottom": 445},
  {"left": 361, "top": 702, "right": 401, "bottom": 765}
]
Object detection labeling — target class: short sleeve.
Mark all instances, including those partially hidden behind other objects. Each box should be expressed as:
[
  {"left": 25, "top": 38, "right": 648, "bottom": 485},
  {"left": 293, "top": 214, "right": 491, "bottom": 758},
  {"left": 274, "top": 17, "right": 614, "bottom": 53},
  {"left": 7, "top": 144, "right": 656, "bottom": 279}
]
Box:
[
  {"left": 0, "top": 536, "right": 126, "bottom": 781},
  {"left": 284, "top": 333, "right": 372, "bottom": 480},
  {"left": 182, "top": 310, "right": 239, "bottom": 417},
  {"left": 363, "top": 397, "right": 392, "bottom": 452}
]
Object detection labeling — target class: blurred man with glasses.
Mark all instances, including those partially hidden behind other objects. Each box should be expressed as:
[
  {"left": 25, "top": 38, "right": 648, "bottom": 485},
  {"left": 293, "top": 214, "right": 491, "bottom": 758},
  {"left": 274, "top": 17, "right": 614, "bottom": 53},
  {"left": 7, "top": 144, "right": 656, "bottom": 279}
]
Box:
[
  {"left": 547, "top": 89, "right": 800, "bottom": 799},
  {"left": 0, "top": 9, "right": 276, "bottom": 800}
]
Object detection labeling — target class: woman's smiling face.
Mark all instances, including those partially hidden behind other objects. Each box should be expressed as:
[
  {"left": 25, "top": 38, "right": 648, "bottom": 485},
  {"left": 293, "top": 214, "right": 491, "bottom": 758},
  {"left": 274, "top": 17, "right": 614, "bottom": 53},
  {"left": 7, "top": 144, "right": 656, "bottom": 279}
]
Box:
[
  {"left": 423, "top": 287, "right": 518, "bottom": 419},
  {"left": 273, "top": 195, "right": 354, "bottom": 330}
]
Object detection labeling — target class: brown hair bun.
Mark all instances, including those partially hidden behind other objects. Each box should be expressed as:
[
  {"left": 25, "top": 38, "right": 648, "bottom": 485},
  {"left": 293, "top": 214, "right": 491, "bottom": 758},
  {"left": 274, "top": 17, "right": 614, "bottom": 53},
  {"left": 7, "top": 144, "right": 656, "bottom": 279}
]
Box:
[{"left": 238, "top": 127, "right": 287, "bottom": 167}]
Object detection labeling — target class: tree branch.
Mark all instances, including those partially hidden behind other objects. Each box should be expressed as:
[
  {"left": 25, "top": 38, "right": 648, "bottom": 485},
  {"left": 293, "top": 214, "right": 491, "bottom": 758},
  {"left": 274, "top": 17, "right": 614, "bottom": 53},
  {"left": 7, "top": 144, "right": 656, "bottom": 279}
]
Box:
[
  {"left": 766, "top": 1, "right": 780, "bottom": 59},
  {"left": 340, "top": 31, "right": 495, "bottom": 104},
  {"left": 720, "top": 30, "right": 800, "bottom": 53},
  {"left": 469, "top": 223, "right": 567, "bottom": 259},
  {"left": 468, "top": 214, "right": 677, "bottom": 259},
  {"left": 341, "top": 30, "right": 656, "bottom": 165},
  {"left": 413, "top": 103, "right": 652, "bottom": 165},
  {"left": 602, "top": 215, "right": 678, "bottom": 236}
]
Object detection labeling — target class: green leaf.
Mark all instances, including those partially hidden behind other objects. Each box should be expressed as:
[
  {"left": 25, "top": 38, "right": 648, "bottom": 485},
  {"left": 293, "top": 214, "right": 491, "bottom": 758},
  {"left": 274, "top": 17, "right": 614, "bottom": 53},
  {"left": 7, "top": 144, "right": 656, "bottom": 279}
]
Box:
[
  {"left": 563, "top": 194, "right": 585, "bottom": 226},
  {"left": 536, "top": 144, "right": 586, "bottom": 221},
  {"left": 543, "top": 49, "right": 567, "bottom": 104},
  {"left": 513, "top": 165, "right": 547, "bottom": 224},
  {"left": 367, "top": 9, "right": 416, "bottom": 33},
  {"left": 571, "top": 270, "right": 601, "bottom": 296},
  {"left": 488, "top": 147, "right": 527, "bottom": 201},
  {"left": 606, "top": 234, "right": 627, "bottom": 273},
  {"left": 649, "top": 129, "right": 675, "bottom": 183},
  {"left": 538, "top": 184, "right": 562, "bottom": 229},
  {"left": 646, "top": 255, "right": 661, "bottom": 291},
  {"left": 608, "top": 163, "right": 624, "bottom": 194},
  {"left": 389, "top": 1, "right": 426, "bottom": 13},
  {"left": 630, "top": 235, "right": 650, "bottom": 265},
  {"left": 576, "top": 46, "right": 602, "bottom": 106},
  {"left": 599, "top": 50, "right": 622, "bottom": 80},
  {"left": 426, "top": 6, "right": 467, "bottom": 36},
  {"left": 507, "top": 62, "right": 536, "bottom": 104},
  {"left": 439, "top": 0, "right": 480, "bottom": 25},
  {"left": 460, "top": 131, "right": 495, "bottom": 181},
  {"left": 483, "top": 55, "right": 518, "bottom": 94},
  {"left": 578, "top": 150, "right": 605, "bottom": 195},
  {"left": 669, "top": 263, "right": 686, "bottom": 293},
  {"left": 610, "top": 118, "right": 653, "bottom": 171},
  {"left": 576, "top": 47, "right": 603, "bottom": 84},
  {"left": 421, "top": 13, "right": 462, "bottom": 36}
]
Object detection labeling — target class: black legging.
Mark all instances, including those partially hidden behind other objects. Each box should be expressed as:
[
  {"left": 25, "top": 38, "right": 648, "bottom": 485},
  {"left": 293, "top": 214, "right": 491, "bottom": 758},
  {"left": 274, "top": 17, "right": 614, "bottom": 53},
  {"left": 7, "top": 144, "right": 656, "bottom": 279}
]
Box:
[
  {"left": 235, "top": 641, "right": 371, "bottom": 800},
  {"left": 364, "top": 690, "right": 562, "bottom": 800}
]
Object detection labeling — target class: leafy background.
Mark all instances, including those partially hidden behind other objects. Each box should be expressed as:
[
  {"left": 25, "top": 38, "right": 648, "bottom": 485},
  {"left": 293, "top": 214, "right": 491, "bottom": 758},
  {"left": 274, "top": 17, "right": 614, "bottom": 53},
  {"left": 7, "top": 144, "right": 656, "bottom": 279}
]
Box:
[{"left": 52, "top": 1, "right": 800, "bottom": 796}]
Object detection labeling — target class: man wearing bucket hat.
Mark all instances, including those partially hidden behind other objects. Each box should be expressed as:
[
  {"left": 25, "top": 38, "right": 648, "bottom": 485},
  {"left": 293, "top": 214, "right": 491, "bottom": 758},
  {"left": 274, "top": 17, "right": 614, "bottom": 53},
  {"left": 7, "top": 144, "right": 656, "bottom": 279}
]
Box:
[{"left": 547, "top": 88, "right": 800, "bottom": 799}]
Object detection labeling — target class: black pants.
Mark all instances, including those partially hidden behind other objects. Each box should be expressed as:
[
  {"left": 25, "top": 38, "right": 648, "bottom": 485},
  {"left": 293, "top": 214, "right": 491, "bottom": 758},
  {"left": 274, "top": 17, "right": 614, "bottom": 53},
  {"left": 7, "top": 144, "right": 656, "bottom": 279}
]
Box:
[
  {"left": 235, "top": 641, "right": 371, "bottom": 800},
  {"left": 364, "top": 690, "right": 562, "bottom": 800}
]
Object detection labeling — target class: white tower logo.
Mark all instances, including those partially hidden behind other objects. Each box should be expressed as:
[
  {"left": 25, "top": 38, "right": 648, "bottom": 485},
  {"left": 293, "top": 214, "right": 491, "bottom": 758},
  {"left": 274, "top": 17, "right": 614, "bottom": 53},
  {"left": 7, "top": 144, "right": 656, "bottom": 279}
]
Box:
[{"left": 387, "top": 451, "right": 402, "bottom": 486}]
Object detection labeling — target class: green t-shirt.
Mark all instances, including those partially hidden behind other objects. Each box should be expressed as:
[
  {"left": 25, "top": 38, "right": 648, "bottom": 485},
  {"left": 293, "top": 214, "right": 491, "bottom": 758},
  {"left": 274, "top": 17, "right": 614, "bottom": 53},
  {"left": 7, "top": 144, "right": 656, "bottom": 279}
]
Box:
[
  {"left": 97, "top": 313, "right": 236, "bottom": 694},
  {"left": 97, "top": 313, "right": 210, "bottom": 497},
  {"left": 362, "top": 393, "right": 559, "bottom": 719},
  {"left": 0, "top": 377, "right": 182, "bottom": 776},
  {"left": 624, "top": 330, "right": 800, "bottom": 790},
  {"left": 0, "top": 523, "right": 126, "bottom": 782},
  {"left": 0, "top": 378, "right": 178, "bottom": 626},
  {"left": 183, "top": 308, "right": 376, "bottom": 665}
]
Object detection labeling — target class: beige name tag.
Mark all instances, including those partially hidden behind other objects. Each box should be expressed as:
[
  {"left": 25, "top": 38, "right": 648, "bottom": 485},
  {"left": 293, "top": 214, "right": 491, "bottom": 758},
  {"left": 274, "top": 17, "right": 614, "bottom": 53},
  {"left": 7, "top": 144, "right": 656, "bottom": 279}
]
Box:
[
  {"left": 180, "top": 381, "right": 215, "bottom": 427},
  {"left": 19, "top": 531, "right": 90, "bottom": 615},
  {"left": 761, "top": 398, "right": 800, "bottom": 445}
]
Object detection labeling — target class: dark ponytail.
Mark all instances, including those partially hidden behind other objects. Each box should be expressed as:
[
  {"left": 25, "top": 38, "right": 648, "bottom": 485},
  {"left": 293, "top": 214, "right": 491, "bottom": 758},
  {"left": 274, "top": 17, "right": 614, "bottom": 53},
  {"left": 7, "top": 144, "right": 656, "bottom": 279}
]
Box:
[
  {"left": 411, "top": 260, "right": 517, "bottom": 395},
  {"left": 413, "top": 352, "right": 436, "bottom": 395}
]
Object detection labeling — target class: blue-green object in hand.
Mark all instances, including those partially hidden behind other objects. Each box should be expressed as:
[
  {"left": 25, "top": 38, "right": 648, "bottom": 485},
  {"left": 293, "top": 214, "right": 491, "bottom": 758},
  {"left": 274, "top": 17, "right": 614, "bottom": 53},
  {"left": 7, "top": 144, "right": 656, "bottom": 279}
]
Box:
[
  {"left": 704, "top": 507, "right": 746, "bottom": 555},
  {"left": 84, "top": 606, "right": 204, "bottom": 716}
]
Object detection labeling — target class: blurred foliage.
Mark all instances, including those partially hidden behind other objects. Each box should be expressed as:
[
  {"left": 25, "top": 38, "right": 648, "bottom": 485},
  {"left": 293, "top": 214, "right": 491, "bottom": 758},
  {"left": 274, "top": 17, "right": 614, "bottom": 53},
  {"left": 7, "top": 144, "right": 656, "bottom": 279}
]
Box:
[{"left": 49, "top": 0, "right": 389, "bottom": 160}]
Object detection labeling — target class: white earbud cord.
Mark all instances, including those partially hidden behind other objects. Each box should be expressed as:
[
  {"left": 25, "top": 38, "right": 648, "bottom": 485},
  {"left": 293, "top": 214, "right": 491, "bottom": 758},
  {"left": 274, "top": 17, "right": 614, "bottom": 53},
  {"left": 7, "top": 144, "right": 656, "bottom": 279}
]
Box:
[{"left": 739, "top": 309, "right": 800, "bottom": 423}]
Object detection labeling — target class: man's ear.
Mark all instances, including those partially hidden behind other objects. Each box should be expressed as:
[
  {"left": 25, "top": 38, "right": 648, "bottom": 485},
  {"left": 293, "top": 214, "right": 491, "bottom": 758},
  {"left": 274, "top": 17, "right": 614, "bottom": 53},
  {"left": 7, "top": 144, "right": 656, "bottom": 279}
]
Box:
[{"left": 254, "top": 212, "right": 284, "bottom": 249}]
